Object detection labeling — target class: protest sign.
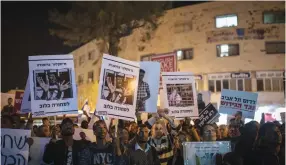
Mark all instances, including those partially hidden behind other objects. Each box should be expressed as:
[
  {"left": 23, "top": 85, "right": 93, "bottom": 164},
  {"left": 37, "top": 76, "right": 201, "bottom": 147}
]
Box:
[
  {"left": 28, "top": 137, "right": 50, "bottom": 165},
  {"left": 21, "top": 77, "right": 31, "bottom": 113},
  {"left": 162, "top": 72, "right": 198, "bottom": 119},
  {"left": 74, "top": 128, "right": 96, "bottom": 142},
  {"left": 1, "top": 129, "right": 31, "bottom": 165},
  {"left": 96, "top": 54, "right": 139, "bottom": 121},
  {"left": 151, "top": 52, "right": 177, "bottom": 86},
  {"left": 136, "top": 62, "right": 160, "bottom": 113},
  {"left": 219, "top": 89, "right": 258, "bottom": 119},
  {"left": 183, "top": 141, "right": 231, "bottom": 165},
  {"left": 14, "top": 91, "right": 24, "bottom": 114},
  {"left": 28, "top": 55, "right": 78, "bottom": 117},
  {"left": 194, "top": 103, "right": 220, "bottom": 128}
]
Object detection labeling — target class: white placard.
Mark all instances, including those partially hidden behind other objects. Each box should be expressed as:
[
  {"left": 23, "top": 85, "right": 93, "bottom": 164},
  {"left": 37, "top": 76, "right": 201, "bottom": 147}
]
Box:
[
  {"left": 162, "top": 72, "right": 198, "bottom": 119},
  {"left": 137, "top": 62, "right": 160, "bottom": 113},
  {"left": 73, "top": 128, "right": 96, "bottom": 142},
  {"left": 96, "top": 54, "right": 140, "bottom": 121},
  {"left": 1, "top": 129, "right": 31, "bottom": 165},
  {"left": 28, "top": 137, "right": 50, "bottom": 165},
  {"left": 183, "top": 141, "right": 231, "bottom": 165},
  {"left": 28, "top": 55, "right": 78, "bottom": 117},
  {"left": 219, "top": 89, "right": 258, "bottom": 119},
  {"left": 21, "top": 77, "right": 31, "bottom": 114}
]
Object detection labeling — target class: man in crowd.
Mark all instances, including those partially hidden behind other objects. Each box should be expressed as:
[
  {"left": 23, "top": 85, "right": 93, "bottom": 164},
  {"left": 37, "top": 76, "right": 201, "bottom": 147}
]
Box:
[
  {"left": 136, "top": 69, "right": 150, "bottom": 112},
  {"left": 79, "top": 120, "right": 122, "bottom": 165},
  {"left": 1, "top": 115, "right": 14, "bottom": 128},
  {"left": 43, "top": 118, "right": 85, "bottom": 165},
  {"left": 126, "top": 124, "right": 161, "bottom": 165},
  {"left": 1, "top": 97, "right": 14, "bottom": 115}
]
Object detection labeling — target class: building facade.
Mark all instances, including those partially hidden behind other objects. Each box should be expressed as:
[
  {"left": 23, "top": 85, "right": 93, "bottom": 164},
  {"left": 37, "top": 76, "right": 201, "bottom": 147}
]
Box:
[{"left": 72, "top": 1, "right": 285, "bottom": 122}]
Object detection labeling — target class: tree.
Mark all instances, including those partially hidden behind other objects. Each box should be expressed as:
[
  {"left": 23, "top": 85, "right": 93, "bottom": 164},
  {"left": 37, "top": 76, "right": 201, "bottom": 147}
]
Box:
[{"left": 49, "top": 2, "right": 171, "bottom": 57}]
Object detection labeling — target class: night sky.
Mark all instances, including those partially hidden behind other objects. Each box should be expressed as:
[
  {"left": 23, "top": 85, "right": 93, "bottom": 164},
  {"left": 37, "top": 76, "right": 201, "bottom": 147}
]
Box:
[{"left": 1, "top": 1, "right": 206, "bottom": 93}]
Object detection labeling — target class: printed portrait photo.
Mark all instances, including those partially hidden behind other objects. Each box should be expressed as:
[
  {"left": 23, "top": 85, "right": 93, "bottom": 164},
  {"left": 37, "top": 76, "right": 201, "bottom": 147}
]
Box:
[
  {"left": 166, "top": 84, "right": 194, "bottom": 107},
  {"left": 33, "top": 69, "right": 73, "bottom": 100},
  {"left": 101, "top": 69, "right": 136, "bottom": 105}
]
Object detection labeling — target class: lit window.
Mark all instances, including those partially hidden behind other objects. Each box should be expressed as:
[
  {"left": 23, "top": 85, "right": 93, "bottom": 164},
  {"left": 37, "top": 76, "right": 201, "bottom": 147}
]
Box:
[
  {"left": 177, "top": 50, "right": 183, "bottom": 60},
  {"left": 217, "top": 44, "right": 239, "bottom": 57},
  {"left": 264, "top": 11, "right": 285, "bottom": 24},
  {"left": 216, "top": 14, "right": 238, "bottom": 28},
  {"left": 265, "top": 42, "right": 285, "bottom": 54},
  {"left": 176, "top": 49, "right": 193, "bottom": 61}
]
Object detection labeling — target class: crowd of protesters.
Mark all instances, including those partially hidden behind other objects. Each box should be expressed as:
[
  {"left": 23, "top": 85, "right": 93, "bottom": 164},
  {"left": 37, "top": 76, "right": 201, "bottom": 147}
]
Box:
[{"left": 1, "top": 97, "right": 285, "bottom": 165}]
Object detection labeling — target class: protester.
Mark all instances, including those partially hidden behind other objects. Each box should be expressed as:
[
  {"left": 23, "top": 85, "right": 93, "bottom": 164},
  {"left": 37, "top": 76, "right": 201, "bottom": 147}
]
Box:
[
  {"left": 42, "top": 117, "right": 50, "bottom": 127},
  {"left": 218, "top": 124, "right": 228, "bottom": 139},
  {"left": 43, "top": 118, "right": 85, "bottom": 165},
  {"left": 79, "top": 120, "right": 121, "bottom": 165},
  {"left": 38, "top": 125, "right": 51, "bottom": 137},
  {"left": 129, "top": 121, "right": 138, "bottom": 140},
  {"left": 246, "top": 122, "right": 282, "bottom": 165},
  {"left": 201, "top": 124, "right": 216, "bottom": 141},
  {"left": 125, "top": 123, "right": 161, "bottom": 165},
  {"left": 81, "top": 120, "right": 89, "bottom": 129},
  {"left": 1, "top": 115, "right": 14, "bottom": 128},
  {"left": 1, "top": 97, "right": 14, "bottom": 115},
  {"left": 235, "top": 121, "right": 259, "bottom": 165}
]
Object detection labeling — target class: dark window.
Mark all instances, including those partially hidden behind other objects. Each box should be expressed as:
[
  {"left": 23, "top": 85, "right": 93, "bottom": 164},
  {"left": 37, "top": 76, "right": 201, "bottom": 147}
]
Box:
[
  {"left": 245, "top": 79, "right": 252, "bottom": 91},
  {"left": 217, "top": 44, "right": 239, "bottom": 57},
  {"left": 237, "top": 79, "right": 243, "bottom": 91},
  {"left": 222, "top": 80, "right": 229, "bottom": 89},
  {"left": 265, "top": 78, "right": 271, "bottom": 91},
  {"left": 229, "top": 79, "right": 236, "bottom": 90},
  {"left": 79, "top": 55, "right": 85, "bottom": 66},
  {"left": 257, "top": 79, "right": 264, "bottom": 91},
  {"left": 141, "top": 55, "right": 151, "bottom": 61},
  {"left": 88, "top": 71, "right": 94, "bottom": 83},
  {"left": 263, "top": 11, "right": 285, "bottom": 24},
  {"left": 177, "top": 49, "right": 194, "bottom": 60},
  {"left": 265, "top": 42, "right": 285, "bottom": 54},
  {"left": 216, "top": 80, "right": 222, "bottom": 92},
  {"left": 78, "top": 74, "right": 84, "bottom": 85},
  {"left": 88, "top": 50, "right": 95, "bottom": 60},
  {"left": 209, "top": 80, "right": 215, "bottom": 92}
]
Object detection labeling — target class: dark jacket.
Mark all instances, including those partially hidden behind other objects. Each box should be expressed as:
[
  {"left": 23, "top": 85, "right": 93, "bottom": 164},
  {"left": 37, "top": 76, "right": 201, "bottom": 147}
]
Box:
[
  {"left": 43, "top": 139, "right": 86, "bottom": 165},
  {"left": 125, "top": 142, "right": 161, "bottom": 165},
  {"left": 245, "top": 149, "right": 280, "bottom": 165}
]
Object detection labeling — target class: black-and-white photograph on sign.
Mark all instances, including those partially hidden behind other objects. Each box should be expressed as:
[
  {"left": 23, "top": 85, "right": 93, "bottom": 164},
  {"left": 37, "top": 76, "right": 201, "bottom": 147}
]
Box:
[
  {"left": 96, "top": 54, "right": 139, "bottom": 121},
  {"left": 33, "top": 69, "right": 73, "bottom": 100},
  {"left": 167, "top": 84, "right": 194, "bottom": 107},
  {"left": 28, "top": 55, "right": 78, "bottom": 117},
  {"left": 162, "top": 72, "right": 198, "bottom": 119},
  {"left": 101, "top": 69, "right": 135, "bottom": 105}
]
